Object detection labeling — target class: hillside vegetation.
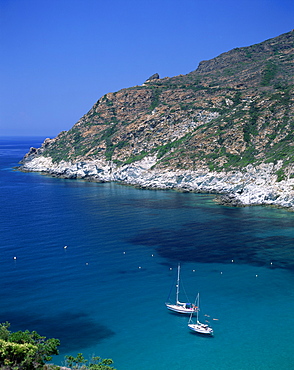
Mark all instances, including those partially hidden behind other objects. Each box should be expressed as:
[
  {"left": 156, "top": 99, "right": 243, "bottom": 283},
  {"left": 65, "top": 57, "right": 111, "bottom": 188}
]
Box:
[{"left": 28, "top": 30, "right": 293, "bottom": 180}]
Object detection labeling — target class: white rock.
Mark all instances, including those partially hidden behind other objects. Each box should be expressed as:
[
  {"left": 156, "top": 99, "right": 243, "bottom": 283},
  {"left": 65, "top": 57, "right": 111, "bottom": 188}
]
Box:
[{"left": 21, "top": 156, "right": 294, "bottom": 209}]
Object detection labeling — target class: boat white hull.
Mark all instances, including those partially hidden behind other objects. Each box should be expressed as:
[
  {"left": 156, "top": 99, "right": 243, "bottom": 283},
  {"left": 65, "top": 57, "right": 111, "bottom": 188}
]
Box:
[
  {"left": 166, "top": 264, "right": 197, "bottom": 314},
  {"left": 166, "top": 303, "right": 196, "bottom": 314},
  {"left": 188, "top": 323, "right": 213, "bottom": 336}
]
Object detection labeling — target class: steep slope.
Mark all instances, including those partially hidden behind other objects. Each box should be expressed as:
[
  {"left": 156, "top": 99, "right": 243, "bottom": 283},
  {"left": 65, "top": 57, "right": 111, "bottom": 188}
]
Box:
[{"left": 20, "top": 30, "right": 294, "bottom": 208}]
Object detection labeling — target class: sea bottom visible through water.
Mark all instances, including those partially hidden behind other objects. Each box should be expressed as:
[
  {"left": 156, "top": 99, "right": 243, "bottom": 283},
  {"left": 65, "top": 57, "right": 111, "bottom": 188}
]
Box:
[{"left": 0, "top": 137, "right": 294, "bottom": 370}]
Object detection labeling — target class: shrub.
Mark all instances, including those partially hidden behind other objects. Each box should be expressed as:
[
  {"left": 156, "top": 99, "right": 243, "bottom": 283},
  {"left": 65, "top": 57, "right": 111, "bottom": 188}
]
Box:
[
  {"left": 261, "top": 62, "right": 277, "bottom": 86},
  {"left": 65, "top": 353, "right": 116, "bottom": 370},
  {"left": 0, "top": 322, "right": 60, "bottom": 370},
  {"left": 276, "top": 168, "right": 285, "bottom": 182}
]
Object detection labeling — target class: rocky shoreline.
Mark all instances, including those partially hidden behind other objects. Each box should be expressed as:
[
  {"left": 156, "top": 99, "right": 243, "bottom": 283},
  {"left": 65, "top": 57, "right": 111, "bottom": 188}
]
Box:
[
  {"left": 17, "top": 31, "right": 294, "bottom": 212},
  {"left": 19, "top": 154, "right": 294, "bottom": 210}
]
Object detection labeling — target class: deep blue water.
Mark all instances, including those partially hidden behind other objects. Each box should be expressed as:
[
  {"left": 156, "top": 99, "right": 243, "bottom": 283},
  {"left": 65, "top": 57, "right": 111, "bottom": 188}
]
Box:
[{"left": 0, "top": 137, "right": 294, "bottom": 370}]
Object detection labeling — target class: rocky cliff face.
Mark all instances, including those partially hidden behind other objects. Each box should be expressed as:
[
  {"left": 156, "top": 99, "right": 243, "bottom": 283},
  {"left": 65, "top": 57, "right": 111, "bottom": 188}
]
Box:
[{"left": 20, "top": 30, "right": 294, "bottom": 209}]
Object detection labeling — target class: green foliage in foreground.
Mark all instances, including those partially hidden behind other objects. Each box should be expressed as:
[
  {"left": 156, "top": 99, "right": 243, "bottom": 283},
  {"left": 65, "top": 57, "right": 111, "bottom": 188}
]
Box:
[
  {"left": 0, "top": 322, "right": 59, "bottom": 369},
  {"left": 0, "top": 323, "right": 116, "bottom": 370},
  {"left": 65, "top": 353, "right": 116, "bottom": 370}
]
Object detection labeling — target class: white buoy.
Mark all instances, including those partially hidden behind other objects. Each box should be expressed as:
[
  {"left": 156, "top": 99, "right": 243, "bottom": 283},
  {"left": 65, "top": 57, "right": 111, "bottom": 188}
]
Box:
[
  {"left": 64, "top": 246, "right": 68, "bottom": 249},
  {"left": 151, "top": 254, "right": 154, "bottom": 257},
  {"left": 138, "top": 266, "right": 141, "bottom": 269},
  {"left": 123, "top": 251, "right": 126, "bottom": 254},
  {"left": 86, "top": 263, "right": 88, "bottom": 265},
  {"left": 231, "top": 259, "right": 234, "bottom": 263},
  {"left": 169, "top": 267, "right": 172, "bottom": 270},
  {"left": 192, "top": 269, "right": 195, "bottom": 272},
  {"left": 270, "top": 262, "right": 273, "bottom": 265},
  {"left": 13, "top": 256, "right": 17, "bottom": 260},
  {"left": 256, "top": 274, "right": 258, "bottom": 277},
  {"left": 220, "top": 271, "right": 223, "bottom": 275}
]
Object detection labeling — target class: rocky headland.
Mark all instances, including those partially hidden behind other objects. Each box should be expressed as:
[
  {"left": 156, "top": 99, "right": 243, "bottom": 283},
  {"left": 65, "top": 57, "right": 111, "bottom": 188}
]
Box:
[{"left": 19, "top": 30, "right": 294, "bottom": 209}]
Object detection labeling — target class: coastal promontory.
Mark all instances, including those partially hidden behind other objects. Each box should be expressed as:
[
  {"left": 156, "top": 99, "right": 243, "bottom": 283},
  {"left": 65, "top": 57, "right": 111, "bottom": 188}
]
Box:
[{"left": 20, "top": 30, "right": 294, "bottom": 209}]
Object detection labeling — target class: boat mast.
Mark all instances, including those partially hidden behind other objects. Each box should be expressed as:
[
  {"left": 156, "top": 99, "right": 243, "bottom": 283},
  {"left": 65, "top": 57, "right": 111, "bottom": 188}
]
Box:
[
  {"left": 196, "top": 293, "right": 199, "bottom": 323},
  {"left": 176, "top": 263, "right": 180, "bottom": 304}
]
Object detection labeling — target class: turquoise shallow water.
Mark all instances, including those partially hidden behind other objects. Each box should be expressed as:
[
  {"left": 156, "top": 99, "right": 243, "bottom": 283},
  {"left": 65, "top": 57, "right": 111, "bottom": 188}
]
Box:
[{"left": 0, "top": 137, "right": 294, "bottom": 370}]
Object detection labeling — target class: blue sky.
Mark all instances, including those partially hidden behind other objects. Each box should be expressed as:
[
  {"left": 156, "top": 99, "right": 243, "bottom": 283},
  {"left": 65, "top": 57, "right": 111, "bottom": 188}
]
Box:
[{"left": 0, "top": 0, "right": 293, "bottom": 137}]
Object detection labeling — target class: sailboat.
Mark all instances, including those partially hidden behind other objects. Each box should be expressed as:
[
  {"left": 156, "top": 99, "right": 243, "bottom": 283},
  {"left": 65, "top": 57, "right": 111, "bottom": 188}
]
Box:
[
  {"left": 188, "top": 293, "right": 213, "bottom": 336},
  {"left": 165, "top": 264, "right": 197, "bottom": 314}
]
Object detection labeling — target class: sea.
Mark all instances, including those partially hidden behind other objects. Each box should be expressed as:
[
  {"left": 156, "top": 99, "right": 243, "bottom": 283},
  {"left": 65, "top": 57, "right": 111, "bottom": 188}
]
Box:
[{"left": 0, "top": 137, "right": 294, "bottom": 370}]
